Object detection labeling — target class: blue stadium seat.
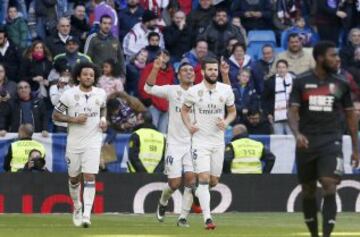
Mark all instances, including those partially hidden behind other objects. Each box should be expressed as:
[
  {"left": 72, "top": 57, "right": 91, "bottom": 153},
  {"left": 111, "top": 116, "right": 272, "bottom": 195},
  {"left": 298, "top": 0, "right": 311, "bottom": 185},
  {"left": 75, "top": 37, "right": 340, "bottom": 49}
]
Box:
[
  {"left": 248, "top": 30, "right": 276, "bottom": 45},
  {"left": 247, "top": 31, "right": 277, "bottom": 61}
]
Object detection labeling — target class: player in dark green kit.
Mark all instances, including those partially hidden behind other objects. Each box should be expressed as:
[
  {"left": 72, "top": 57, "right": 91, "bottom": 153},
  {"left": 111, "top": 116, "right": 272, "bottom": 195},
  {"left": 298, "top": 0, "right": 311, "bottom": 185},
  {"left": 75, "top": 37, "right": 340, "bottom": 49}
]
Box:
[{"left": 288, "top": 41, "right": 359, "bottom": 237}]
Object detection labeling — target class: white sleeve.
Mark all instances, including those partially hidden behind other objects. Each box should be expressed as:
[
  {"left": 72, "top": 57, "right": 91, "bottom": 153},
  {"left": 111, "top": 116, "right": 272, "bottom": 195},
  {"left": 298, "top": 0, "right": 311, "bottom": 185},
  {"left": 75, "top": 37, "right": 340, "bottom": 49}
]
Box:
[
  {"left": 226, "top": 86, "right": 235, "bottom": 107},
  {"left": 144, "top": 84, "right": 170, "bottom": 99},
  {"left": 123, "top": 32, "right": 137, "bottom": 56},
  {"left": 183, "top": 88, "right": 196, "bottom": 108}
]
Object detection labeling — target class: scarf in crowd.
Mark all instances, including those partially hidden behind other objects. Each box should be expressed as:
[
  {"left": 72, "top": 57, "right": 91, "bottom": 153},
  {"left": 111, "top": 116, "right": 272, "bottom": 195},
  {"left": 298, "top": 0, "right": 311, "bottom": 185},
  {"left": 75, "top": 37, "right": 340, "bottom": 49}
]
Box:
[
  {"left": 274, "top": 73, "right": 293, "bottom": 122},
  {"left": 276, "top": 0, "right": 296, "bottom": 18}
]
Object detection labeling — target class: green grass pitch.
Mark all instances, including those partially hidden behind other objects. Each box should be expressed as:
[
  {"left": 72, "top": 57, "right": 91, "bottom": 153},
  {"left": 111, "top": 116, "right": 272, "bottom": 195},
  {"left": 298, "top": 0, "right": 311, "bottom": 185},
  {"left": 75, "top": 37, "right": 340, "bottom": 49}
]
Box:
[{"left": 0, "top": 213, "right": 359, "bottom": 237}]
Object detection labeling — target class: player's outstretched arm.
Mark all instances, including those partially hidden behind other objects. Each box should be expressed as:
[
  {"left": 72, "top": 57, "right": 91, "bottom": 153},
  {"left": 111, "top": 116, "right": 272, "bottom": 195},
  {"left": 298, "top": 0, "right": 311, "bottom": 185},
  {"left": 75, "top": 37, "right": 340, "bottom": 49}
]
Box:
[{"left": 345, "top": 109, "right": 360, "bottom": 168}]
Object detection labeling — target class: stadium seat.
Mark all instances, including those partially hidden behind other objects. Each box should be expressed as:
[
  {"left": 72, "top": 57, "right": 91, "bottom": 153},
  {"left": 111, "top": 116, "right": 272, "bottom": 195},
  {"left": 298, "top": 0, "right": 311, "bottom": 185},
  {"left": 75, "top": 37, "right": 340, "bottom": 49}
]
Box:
[
  {"left": 247, "top": 31, "right": 277, "bottom": 60},
  {"left": 248, "top": 30, "right": 276, "bottom": 45}
]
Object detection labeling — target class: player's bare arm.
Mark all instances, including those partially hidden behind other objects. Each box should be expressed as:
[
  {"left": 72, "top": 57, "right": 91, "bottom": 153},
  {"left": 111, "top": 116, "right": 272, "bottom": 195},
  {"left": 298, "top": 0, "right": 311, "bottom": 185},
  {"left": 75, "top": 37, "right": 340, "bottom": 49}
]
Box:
[
  {"left": 52, "top": 109, "right": 87, "bottom": 125},
  {"left": 217, "top": 105, "right": 236, "bottom": 130},
  {"left": 181, "top": 104, "right": 198, "bottom": 134},
  {"left": 287, "top": 105, "right": 308, "bottom": 149},
  {"left": 220, "top": 56, "right": 231, "bottom": 85},
  {"left": 99, "top": 107, "right": 107, "bottom": 131},
  {"left": 344, "top": 108, "right": 359, "bottom": 168},
  {"left": 146, "top": 54, "right": 163, "bottom": 86}
]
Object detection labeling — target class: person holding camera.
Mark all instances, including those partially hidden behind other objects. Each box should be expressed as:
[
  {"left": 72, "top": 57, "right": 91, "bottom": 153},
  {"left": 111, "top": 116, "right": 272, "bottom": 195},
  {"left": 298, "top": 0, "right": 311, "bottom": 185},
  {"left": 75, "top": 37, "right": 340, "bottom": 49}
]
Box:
[
  {"left": 20, "top": 149, "right": 48, "bottom": 172},
  {"left": 3, "top": 124, "right": 46, "bottom": 172}
]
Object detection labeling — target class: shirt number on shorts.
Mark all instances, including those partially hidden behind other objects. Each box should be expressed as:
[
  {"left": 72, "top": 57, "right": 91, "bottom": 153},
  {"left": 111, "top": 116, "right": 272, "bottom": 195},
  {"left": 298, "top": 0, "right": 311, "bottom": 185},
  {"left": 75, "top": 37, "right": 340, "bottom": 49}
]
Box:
[
  {"left": 166, "top": 155, "right": 174, "bottom": 165},
  {"left": 192, "top": 149, "right": 198, "bottom": 160}
]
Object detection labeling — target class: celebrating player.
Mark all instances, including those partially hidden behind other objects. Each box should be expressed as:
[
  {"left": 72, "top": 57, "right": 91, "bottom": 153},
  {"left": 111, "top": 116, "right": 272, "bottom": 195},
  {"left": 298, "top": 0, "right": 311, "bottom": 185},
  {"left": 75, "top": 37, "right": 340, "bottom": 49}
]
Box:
[
  {"left": 181, "top": 57, "right": 236, "bottom": 229},
  {"left": 288, "top": 41, "right": 359, "bottom": 237},
  {"left": 144, "top": 52, "right": 196, "bottom": 226},
  {"left": 53, "top": 62, "right": 107, "bottom": 228}
]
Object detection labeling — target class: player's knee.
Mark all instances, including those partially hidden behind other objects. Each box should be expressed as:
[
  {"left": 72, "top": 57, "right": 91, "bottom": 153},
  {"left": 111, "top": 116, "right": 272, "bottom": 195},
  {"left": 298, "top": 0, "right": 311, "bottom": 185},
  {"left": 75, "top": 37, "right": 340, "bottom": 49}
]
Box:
[
  {"left": 320, "top": 178, "right": 337, "bottom": 195},
  {"left": 183, "top": 172, "right": 196, "bottom": 187},
  {"left": 168, "top": 179, "right": 181, "bottom": 190},
  {"left": 209, "top": 176, "right": 219, "bottom": 187},
  {"left": 83, "top": 173, "right": 96, "bottom": 182},
  {"left": 69, "top": 175, "right": 81, "bottom": 184}
]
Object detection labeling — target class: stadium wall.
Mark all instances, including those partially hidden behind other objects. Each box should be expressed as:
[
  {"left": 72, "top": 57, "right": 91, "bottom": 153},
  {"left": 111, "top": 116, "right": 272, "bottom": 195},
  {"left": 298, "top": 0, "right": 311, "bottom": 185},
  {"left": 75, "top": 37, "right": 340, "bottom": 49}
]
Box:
[
  {"left": 0, "top": 134, "right": 357, "bottom": 174},
  {"left": 0, "top": 173, "right": 359, "bottom": 213}
]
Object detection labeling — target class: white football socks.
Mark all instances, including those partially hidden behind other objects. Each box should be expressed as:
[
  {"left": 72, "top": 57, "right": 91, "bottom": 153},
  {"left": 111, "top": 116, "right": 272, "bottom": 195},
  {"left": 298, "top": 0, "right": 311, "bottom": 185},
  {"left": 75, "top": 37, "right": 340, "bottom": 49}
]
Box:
[
  {"left": 179, "top": 186, "right": 193, "bottom": 220},
  {"left": 159, "top": 184, "right": 175, "bottom": 206},
  {"left": 195, "top": 184, "right": 211, "bottom": 222},
  {"left": 83, "top": 180, "right": 96, "bottom": 218},
  {"left": 68, "top": 181, "right": 82, "bottom": 209}
]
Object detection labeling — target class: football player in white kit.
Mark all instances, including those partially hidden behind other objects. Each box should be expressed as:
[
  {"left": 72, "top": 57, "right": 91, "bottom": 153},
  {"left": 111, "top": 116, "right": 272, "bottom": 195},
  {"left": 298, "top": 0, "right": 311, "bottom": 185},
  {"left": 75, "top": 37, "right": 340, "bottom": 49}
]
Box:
[
  {"left": 144, "top": 53, "right": 196, "bottom": 227},
  {"left": 181, "top": 57, "right": 236, "bottom": 229},
  {"left": 53, "top": 62, "right": 107, "bottom": 228}
]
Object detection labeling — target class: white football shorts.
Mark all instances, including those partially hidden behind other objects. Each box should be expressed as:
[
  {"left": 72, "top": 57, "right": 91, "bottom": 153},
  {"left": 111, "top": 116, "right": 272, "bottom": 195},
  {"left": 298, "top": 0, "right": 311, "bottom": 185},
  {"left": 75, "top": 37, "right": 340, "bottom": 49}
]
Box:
[
  {"left": 191, "top": 144, "right": 225, "bottom": 177},
  {"left": 164, "top": 143, "right": 194, "bottom": 178},
  {"left": 66, "top": 148, "right": 101, "bottom": 177}
]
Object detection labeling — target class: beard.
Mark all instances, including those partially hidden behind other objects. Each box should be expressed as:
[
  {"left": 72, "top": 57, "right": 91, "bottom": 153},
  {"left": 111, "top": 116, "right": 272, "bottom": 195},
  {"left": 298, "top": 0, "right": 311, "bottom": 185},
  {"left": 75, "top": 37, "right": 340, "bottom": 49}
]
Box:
[
  {"left": 323, "top": 62, "right": 338, "bottom": 74},
  {"left": 204, "top": 74, "right": 217, "bottom": 84}
]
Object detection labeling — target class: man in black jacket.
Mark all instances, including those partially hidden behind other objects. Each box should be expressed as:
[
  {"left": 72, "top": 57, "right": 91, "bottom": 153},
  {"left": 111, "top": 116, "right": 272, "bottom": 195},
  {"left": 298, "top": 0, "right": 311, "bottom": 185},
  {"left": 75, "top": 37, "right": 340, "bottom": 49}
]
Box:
[
  {"left": 187, "top": 0, "right": 215, "bottom": 44},
  {"left": 0, "top": 28, "right": 21, "bottom": 82},
  {"left": 9, "top": 81, "right": 49, "bottom": 137},
  {"left": 200, "top": 8, "right": 245, "bottom": 57},
  {"left": 163, "top": 10, "right": 192, "bottom": 63},
  {"left": 70, "top": 3, "right": 91, "bottom": 51},
  {"left": 45, "top": 17, "right": 75, "bottom": 57}
]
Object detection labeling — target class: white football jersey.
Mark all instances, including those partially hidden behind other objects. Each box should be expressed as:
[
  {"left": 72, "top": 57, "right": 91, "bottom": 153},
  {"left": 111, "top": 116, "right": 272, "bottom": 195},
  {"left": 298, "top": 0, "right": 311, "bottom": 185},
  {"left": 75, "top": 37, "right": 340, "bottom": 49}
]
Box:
[
  {"left": 183, "top": 81, "right": 235, "bottom": 146},
  {"left": 144, "top": 84, "right": 192, "bottom": 145},
  {"left": 55, "top": 86, "right": 107, "bottom": 153}
]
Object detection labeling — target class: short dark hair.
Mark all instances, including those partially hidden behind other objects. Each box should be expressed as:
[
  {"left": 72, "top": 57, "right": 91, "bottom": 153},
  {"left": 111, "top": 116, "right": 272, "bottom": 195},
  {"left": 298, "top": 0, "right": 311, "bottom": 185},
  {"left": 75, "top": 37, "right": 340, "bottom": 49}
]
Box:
[
  {"left": 147, "top": 32, "right": 160, "bottom": 41},
  {"left": 73, "top": 3, "right": 85, "bottom": 9},
  {"left": 0, "top": 27, "right": 7, "bottom": 38},
  {"left": 100, "top": 14, "right": 112, "bottom": 24},
  {"left": 7, "top": 5, "right": 17, "bottom": 11},
  {"left": 215, "top": 7, "right": 227, "bottom": 15},
  {"left": 247, "top": 107, "right": 261, "bottom": 117},
  {"left": 287, "top": 33, "right": 300, "bottom": 42},
  {"left": 262, "top": 44, "right": 274, "bottom": 51},
  {"left": 178, "top": 62, "right": 193, "bottom": 71},
  {"left": 276, "top": 59, "right": 288, "bottom": 68},
  {"left": 195, "top": 38, "right": 208, "bottom": 48},
  {"left": 201, "top": 57, "right": 218, "bottom": 70},
  {"left": 103, "top": 58, "right": 122, "bottom": 77},
  {"left": 312, "top": 41, "right": 337, "bottom": 61},
  {"left": 71, "top": 62, "right": 101, "bottom": 85},
  {"left": 231, "top": 42, "right": 247, "bottom": 55},
  {"left": 155, "top": 49, "right": 170, "bottom": 57}
]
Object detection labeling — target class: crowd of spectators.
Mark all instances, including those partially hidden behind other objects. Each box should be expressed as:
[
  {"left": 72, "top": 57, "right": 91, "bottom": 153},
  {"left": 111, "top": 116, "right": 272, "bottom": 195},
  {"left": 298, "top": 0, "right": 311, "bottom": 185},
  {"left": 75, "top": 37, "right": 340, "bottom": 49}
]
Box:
[{"left": 0, "top": 0, "right": 359, "bottom": 139}]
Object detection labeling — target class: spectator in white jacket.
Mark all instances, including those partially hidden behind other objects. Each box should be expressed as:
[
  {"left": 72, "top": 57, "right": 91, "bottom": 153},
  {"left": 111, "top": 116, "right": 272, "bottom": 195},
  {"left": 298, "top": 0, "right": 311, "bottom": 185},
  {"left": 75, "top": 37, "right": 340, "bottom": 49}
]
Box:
[{"left": 123, "top": 10, "right": 164, "bottom": 58}]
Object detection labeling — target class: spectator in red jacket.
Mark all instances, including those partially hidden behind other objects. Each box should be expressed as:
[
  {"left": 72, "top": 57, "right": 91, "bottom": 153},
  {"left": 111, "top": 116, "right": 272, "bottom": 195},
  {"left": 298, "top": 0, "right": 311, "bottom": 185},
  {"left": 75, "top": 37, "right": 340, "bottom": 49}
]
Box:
[{"left": 138, "top": 50, "right": 174, "bottom": 133}]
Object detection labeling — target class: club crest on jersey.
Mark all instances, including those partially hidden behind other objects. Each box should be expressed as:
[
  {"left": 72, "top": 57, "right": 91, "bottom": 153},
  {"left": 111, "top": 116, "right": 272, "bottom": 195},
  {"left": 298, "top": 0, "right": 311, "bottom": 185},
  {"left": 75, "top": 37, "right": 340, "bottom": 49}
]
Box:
[
  {"left": 198, "top": 90, "right": 204, "bottom": 97},
  {"left": 219, "top": 96, "right": 224, "bottom": 103},
  {"left": 74, "top": 94, "right": 80, "bottom": 101},
  {"left": 329, "top": 83, "right": 336, "bottom": 94},
  {"left": 95, "top": 99, "right": 100, "bottom": 106}
]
